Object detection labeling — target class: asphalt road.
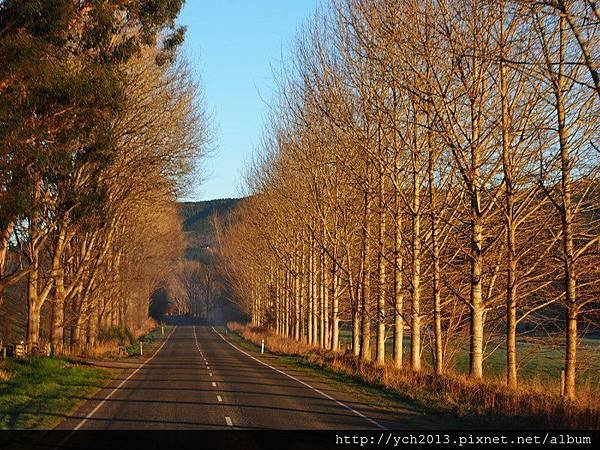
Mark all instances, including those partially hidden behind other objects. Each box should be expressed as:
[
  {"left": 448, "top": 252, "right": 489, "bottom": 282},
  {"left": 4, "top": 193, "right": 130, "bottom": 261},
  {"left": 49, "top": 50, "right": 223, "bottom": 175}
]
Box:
[{"left": 57, "top": 324, "right": 429, "bottom": 431}]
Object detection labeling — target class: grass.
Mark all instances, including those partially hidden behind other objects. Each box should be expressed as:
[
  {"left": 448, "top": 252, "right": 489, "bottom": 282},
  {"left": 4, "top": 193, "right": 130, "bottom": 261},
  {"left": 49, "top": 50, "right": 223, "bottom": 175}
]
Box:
[
  {"left": 227, "top": 322, "right": 600, "bottom": 430},
  {"left": 0, "top": 323, "right": 172, "bottom": 430},
  {"left": 89, "top": 323, "right": 173, "bottom": 359},
  {"left": 0, "top": 357, "right": 110, "bottom": 429},
  {"left": 219, "top": 326, "right": 464, "bottom": 429},
  {"left": 126, "top": 325, "right": 173, "bottom": 356},
  {"left": 336, "top": 329, "right": 600, "bottom": 390}
]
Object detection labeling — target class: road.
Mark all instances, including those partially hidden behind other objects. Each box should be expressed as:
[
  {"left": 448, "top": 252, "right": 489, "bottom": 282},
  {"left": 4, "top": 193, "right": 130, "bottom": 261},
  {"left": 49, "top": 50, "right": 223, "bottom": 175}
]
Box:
[{"left": 57, "top": 324, "right": 432, "bottom": 431}]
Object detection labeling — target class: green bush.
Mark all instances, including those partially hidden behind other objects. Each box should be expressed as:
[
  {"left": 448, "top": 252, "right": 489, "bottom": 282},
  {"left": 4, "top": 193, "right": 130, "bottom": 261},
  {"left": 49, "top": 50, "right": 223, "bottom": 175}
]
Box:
[{"left": 98, "top": 325, "right": 136, "bottom": 348}]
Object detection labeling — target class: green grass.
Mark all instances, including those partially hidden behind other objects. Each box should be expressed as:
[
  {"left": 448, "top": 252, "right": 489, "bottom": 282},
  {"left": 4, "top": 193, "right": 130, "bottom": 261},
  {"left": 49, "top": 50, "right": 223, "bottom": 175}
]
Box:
[
  {"left": 337, "top": 329, "right": 600, "bottom": 389},
  {"left": 126, "top": 325, "right": 173, "bottom": 356},
  {"left": 0, "top": 357, "right": 110, "bottom": 429}
]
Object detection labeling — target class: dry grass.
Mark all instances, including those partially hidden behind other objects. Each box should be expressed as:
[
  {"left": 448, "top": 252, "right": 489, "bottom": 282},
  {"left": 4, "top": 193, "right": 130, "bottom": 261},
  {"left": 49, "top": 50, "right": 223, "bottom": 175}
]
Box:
[
  {"left": 0, "top": 368, "right": 11, "bottom": 382},
  {"left": 227, "top": 322, "right": 599, "bottom": 429},
  {"left": 84, "top": 340, "right": 125, "bottom": 358}
]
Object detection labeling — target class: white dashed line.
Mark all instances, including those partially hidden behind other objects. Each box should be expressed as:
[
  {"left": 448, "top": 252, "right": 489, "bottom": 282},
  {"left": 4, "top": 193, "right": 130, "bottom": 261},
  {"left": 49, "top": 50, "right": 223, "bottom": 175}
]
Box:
[
  {"left": 209, "top": 372, "right": 213, "bottom": 377},
  {"left": 212, "top": 382, "right": 217, "bottom": 387},
  {"left": 225, "top": 416, "right": 233, "bottom": 426},
  {"left": 217, "top": 395, "right": 223, "bottom": 402},
  {"left": 211, "top": 326, "right": 387, "bottom": 430}
]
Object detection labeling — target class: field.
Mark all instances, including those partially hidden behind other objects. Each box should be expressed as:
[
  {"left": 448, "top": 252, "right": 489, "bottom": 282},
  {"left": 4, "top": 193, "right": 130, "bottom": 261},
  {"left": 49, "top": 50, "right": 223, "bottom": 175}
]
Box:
[{"left": 336, "top": 329, "right": 600, "bottom": 390}]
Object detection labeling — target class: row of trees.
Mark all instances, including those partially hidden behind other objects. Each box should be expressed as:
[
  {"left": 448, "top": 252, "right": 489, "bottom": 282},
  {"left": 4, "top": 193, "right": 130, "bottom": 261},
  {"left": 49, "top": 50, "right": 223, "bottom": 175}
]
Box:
[
  {"left": 0, "top": 1, "right": 207, "bottom": 353},
  {"left": 218, "top": 0, "right": 599, "bottom": 401},
  {"left": 168, "top": 259, "right": 216, "bottom": 319}
]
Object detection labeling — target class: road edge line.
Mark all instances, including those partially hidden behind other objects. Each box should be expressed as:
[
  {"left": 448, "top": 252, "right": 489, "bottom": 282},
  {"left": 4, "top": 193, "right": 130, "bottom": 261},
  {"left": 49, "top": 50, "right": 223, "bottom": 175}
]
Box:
[
  {"left": 78, "top": 325, "right": 177, "bottom": 428},
  {"left": 211, "top": 326, "right": 387, "bottom": 430},
  {"left": 64, "top": 325, "right": 177, "bottom": 436}
]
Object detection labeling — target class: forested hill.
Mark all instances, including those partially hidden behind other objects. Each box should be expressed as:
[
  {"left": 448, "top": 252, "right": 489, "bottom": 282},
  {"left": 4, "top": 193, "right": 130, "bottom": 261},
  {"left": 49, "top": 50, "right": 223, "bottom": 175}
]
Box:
[{"left": 178, "top": 198, "right": 243, "bottom": 256}]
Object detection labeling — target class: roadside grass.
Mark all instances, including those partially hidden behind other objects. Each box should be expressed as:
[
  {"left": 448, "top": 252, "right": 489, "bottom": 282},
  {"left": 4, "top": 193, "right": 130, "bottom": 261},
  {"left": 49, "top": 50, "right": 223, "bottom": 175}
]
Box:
[
  {"left": 125, "top": 325, "right": 173, "bottom": 356},
  {"left": 226, "top": 323, "right": 600, "bottom": 429},
  {"left": 0, "top": 324, "right": 172, "bottom": 430},
  {"left": 217, "top": 326, "right": 465, "bottom": 429},
  {"left": 0, "top": 357, "right": 110, "bottom": 429},
  {"left": 89, "top": 323, "right": 173, "bottom": 359}
]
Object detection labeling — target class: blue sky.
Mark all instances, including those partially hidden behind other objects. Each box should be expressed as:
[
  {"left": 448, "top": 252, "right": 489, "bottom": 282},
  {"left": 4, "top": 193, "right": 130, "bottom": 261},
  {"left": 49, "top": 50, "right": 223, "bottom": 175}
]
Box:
[{"left": 178, "top": 1, "right": 320, "bottom": 201}]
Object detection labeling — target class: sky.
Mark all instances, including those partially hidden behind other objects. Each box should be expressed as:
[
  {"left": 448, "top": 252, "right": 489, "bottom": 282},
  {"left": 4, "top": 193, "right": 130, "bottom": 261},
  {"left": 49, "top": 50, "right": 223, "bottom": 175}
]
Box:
[{"left": 178, "top": 1, "right": 320, "bottom": 201}]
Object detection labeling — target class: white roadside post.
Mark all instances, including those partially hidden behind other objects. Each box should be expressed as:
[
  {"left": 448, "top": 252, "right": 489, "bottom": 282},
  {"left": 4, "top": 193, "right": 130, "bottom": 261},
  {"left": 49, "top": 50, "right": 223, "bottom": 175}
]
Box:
[
  {"left": 261, "top": 339, "right": 265, "bottom": 354},
  {"left": 140, "top": 341, "right": 143, "bottom": 356}
]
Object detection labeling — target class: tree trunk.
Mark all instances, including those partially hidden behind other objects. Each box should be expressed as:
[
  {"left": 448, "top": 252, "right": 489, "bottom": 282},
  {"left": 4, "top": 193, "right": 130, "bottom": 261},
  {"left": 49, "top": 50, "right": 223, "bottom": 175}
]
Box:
[
  {"left": 360, "top": 185, "right": 372, "bottom": 362},
  {"left": 428, "top": 150, "right": 443, "bottom": 375},
  {"left": 331, "top": 255, "right": 339, "bottom": 351},
  {"left": 411, "top": 153, "right": 422, "bottom": 371},
  {"left": 555, "top": 14, "right": 577, "bottom": 401},
  {"left": 393, "top": 176, "right": 404, "bottom": 369},
  {"left": 322, "top": 248, "right": 329, "bottom": 348},
  {"left": 376, "top": 169, "right": 386, "bottom": 366},
  {"left": 26, "top": 250, "right": 41, "bottom": 345},
  {"left": 470, "top": 215, "right": 485, "bottom": 379}
]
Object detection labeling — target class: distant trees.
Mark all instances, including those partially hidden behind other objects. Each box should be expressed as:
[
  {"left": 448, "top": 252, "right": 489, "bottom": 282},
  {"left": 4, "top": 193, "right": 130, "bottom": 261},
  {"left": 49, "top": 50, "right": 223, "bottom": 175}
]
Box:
[
  {"left": 0, "top": 1, "right": 208, "bottom": 353},
  {"left": 168, "top": 260, "right": 216, "bottom": 319},
  {"left": 218, "top": 0, "right": 599, "bottom": 402}
]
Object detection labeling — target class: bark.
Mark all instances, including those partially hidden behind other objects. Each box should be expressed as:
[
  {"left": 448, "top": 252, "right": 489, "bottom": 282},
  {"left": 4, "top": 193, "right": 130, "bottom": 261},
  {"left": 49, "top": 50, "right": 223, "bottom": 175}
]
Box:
[
  {"left": 360, "top": 181, "right": 372, "bottom": 362},
  {"left": 376, "top": 167, "right": 386, "bottom": 366},
  {"left": 500, "top": 41, "right": 518, "bottom": 388},
  {"left": 50, "top": 226, "right": 70, "bottom": 354},
  {"left": 410, "top": 148, "right": 422, "bottom": 372},
  {"left": 556, "top": 15, "right": 578, "bottom": 401},
  {"left": 322, "top": 247, "right": 329, "bottom": 348},
  {"left": 428, "top": 149, "right": 443, "bottom": 375},
  {"left": 470, "top": 214, "right": 485, "bottom": 379},
  {"left": 393, "top": 168, "right": 404, "bottom": 369},
  {"left": 311, "top": 239, "right": 318, "bottom": 345},
  {"left": 294, "top": 240, "right": 301, "bottom": 340},
  {"left": 331, "top": 252, "right": 339, "bottom": 351},
  {"left": 307, "top": 237, "right": 314, "bottom": 345}
]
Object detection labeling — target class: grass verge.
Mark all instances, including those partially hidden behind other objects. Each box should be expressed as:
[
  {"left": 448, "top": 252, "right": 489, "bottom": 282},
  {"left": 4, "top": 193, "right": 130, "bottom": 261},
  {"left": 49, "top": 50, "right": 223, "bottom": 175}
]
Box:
[
  {"left": 227, "top": 322, "right": 599, "bottom": 430},
  {"left": 126, "top": 325, "right": 173, "bottom": 356},
  {"left": 0, "top": 357, "right": 110, "bottom": 429}
]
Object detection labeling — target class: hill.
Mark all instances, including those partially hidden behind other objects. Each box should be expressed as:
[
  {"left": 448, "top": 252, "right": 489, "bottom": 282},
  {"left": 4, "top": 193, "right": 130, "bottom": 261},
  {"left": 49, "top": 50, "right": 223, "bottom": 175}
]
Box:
[{"left": 178, "top": 198, "right": 243, "bottom": 260}]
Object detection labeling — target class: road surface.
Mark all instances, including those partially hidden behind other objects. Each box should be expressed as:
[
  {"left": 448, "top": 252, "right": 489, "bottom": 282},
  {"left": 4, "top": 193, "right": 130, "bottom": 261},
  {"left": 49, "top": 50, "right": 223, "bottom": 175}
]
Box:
[{"left": 58, "top": 324, "right": 434, "bottom": 430}]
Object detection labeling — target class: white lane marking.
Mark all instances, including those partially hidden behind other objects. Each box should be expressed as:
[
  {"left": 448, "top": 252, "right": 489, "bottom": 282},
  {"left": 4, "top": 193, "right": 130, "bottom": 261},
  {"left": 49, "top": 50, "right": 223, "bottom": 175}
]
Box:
[
  {"left": 217, "top": 395, "right": 223, "bottom": 403},
  {"left": 54, "top": 327, "right": 178, "bottom": 449},
  {"left": 193, "top": 326, "right": 204, "bottom": 354},
  {"left": 73, "top": 326, "right": 177, "bottom": 430},
  {"left": 48, "top": 325, "right": 177, "bottom": 450},
  {"left": 212, "top": 381, "right": 217, "bottom": 387},
  {"left": 212, "top": 326, "right": 387, "bottom": 430},
  {"left": 225, "top": 416, "right": 233, "bottom": 426},
  {"left": 209, "top": 372, "right": 213, "bottom": 377}
]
